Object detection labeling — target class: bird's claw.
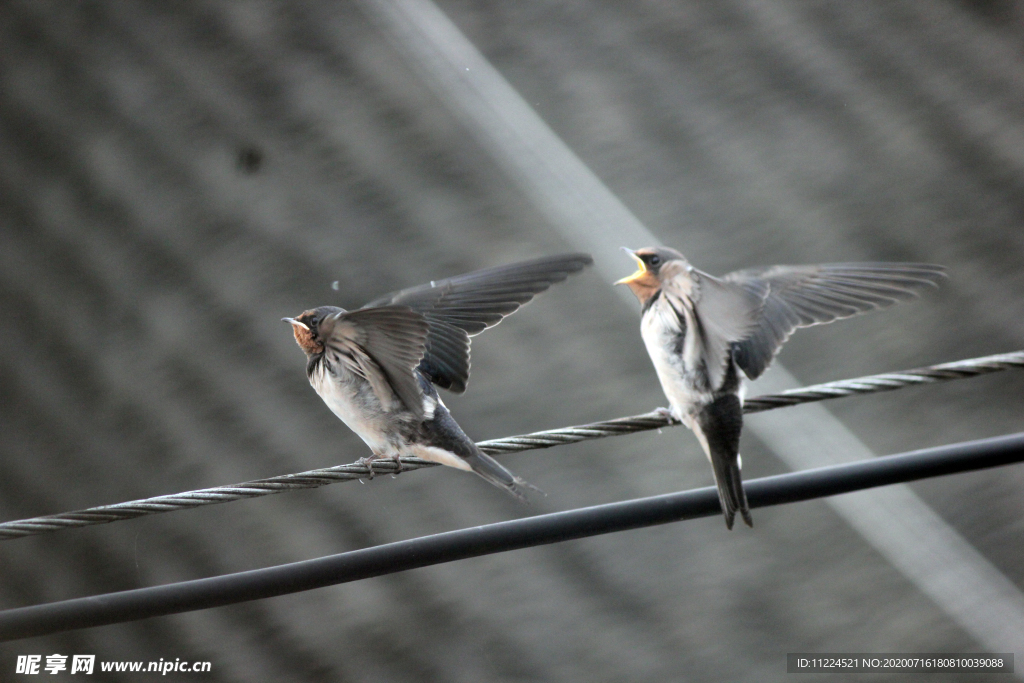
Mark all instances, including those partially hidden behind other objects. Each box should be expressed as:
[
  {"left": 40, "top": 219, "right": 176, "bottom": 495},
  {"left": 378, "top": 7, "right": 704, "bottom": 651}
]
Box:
[
  {"left": 654, "top": 406, "right": 679, "bottom": 424},
  {"left": 356, "top": 456, "right": 377, "bottom": 480}
]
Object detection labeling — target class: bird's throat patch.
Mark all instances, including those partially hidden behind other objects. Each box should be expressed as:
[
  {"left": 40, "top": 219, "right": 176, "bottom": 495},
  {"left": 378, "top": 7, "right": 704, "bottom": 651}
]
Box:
[
  {"left": 291, "top": 320, "right": 323, "bottom": 356},
  {"left": 622, "top": 270, "right": 661, "bottom": 304}
]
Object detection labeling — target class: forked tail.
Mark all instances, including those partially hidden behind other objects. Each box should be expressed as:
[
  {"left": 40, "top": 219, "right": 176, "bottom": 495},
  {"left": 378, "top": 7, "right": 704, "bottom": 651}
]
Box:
[
  {"left": 465, "top": 450, "right": 538, "bottom": 503},
  {"left": 695, "top": 394, "right": 752, "bottom": 529}
]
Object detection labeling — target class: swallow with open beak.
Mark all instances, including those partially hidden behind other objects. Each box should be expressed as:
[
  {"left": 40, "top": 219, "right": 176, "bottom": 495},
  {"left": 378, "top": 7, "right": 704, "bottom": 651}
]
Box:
[
  {"left": 284, "top": 253, "right": 593, "bottom": 500},
  {"left": 617, "top": 247, "right": 944, "bottom": 528}
]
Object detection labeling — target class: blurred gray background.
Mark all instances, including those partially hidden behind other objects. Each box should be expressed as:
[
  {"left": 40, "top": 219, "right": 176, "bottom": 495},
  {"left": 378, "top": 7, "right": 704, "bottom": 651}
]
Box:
[{"left": 1, "top": 0, "right": 1023, "bottom": 680}]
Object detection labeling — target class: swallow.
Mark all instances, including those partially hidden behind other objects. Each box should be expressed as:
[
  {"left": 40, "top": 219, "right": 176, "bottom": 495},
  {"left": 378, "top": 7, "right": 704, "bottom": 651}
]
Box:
[
  {"left": 284, "top": 253, "right": 593, "bottom": 500},
  {"left": 617, "top": 247, "right": 944, "bottom": 528}
]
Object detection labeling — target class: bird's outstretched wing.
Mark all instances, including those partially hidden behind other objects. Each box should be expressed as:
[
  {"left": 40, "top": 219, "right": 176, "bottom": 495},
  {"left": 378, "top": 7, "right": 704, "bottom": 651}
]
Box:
[
  {"left": 319, "top": 306, "right": 429, "bottom": 418},
  {"left": 678, "top": 268, "right": 761, "bottom": 390},
  {"left": 724, "top": 263, "right": 945, "bottom": 380},
  {"left": 362, "top": 253, "right": 593, "bottom": 393}
]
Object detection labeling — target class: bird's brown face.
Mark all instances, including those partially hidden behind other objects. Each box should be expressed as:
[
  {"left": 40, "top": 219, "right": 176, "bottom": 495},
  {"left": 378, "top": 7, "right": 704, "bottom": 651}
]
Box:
[
  {"left": 616, "top": 248, "right": 665, "bottom": 304},
  {"left": 284, "top": 310, "right": 323, "bottom": 356}
]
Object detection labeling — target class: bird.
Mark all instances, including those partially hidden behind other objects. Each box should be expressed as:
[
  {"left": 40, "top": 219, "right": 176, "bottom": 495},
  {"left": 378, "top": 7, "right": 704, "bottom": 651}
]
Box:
[
  {"left": 616, "top": 246, "right": 944, "bottom": 529},
  {"left": 284, "top": 253, "right": 593, "bottom": 500}
]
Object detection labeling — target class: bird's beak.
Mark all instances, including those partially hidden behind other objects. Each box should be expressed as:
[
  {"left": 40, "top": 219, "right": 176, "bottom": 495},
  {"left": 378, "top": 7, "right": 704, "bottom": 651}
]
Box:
[
  {"left": 281, "top": 317, "right": 309, "bottom": 331},
  {"left": 614, "top": 247, "right": 647, "bottom": 285}
]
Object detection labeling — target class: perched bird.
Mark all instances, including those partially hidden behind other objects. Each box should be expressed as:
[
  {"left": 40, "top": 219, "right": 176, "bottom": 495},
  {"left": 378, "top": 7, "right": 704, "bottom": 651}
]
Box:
[
  {"left": 617, "top": 247, "right": 944, "bottom": 528},
  {"left": 284, "top": 253, "right": 593, "bottom": 500}
]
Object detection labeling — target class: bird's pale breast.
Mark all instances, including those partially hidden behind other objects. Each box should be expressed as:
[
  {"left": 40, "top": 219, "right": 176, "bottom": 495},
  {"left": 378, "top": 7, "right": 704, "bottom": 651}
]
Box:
[{"left": 640, "top": 295, "right": 712, "bottom": 425}]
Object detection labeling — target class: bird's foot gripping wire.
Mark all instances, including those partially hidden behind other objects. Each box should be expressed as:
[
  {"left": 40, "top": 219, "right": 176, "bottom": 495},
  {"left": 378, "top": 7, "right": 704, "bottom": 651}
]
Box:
[
  {"left": 654, "top": 407, "right": 681, "bottom": 425},
  {"left": 356, "top": 455, "right": 380, "bottom": 480},
  {"left": 390, "top": 455, "right": 404, "bottom": 475}
]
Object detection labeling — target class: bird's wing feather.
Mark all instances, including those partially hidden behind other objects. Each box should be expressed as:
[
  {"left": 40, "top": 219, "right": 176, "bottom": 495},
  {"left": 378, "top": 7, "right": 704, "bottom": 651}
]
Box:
[
  {"left": 319, "top": 306, "right": 429, "bottom": 419},
  {"left": 362, "top": 253, "right": 592, "bottom": 393},
  {"left": 681, "top": 269, "right": 761, "bottom": 389},
  {"left": 724, "top": 263, "right": 945, "bottom": 380}
]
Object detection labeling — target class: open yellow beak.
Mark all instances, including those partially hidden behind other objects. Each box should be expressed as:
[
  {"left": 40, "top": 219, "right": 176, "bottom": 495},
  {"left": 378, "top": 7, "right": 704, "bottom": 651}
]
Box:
[{"left": 614, "top": 248, "right": 647, "bottom": 285}]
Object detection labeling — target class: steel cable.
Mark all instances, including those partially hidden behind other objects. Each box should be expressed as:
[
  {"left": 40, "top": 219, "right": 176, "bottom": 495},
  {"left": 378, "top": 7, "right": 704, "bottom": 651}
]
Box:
[{"left": 2, "top": 349, "right": 1022, "bottom": 540}]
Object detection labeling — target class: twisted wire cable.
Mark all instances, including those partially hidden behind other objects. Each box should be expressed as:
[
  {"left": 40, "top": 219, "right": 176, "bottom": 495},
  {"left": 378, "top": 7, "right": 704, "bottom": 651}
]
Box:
[
  {"left": 3, "top": 349, "right": 1022, "bottom": 541},
  {"left": 742, "top": 350, "right": 1024, "bottom": 413}
]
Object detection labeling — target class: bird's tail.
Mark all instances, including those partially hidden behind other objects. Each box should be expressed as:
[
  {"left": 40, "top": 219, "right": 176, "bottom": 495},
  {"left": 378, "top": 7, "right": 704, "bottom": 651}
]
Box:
[
  {"left": 694, "top": 395, "right": 752, "bottom": 530},
  {"left": 464, "top": 450, "right": 539, "bottom": 503},
  {"left": 709, "top": 449, "right": 751, "bottom": 530}
]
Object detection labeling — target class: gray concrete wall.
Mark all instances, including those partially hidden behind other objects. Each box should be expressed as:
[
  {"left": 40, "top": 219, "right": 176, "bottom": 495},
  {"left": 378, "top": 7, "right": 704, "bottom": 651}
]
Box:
[{"left": 1, "top": 1, "right": 1022, "bottom": 680}]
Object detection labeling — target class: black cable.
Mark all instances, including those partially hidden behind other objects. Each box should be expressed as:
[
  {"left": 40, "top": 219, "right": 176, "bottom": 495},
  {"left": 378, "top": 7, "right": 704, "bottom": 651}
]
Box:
[{"left": 2, "top": 432, "right": 1023, "bottom": 641}]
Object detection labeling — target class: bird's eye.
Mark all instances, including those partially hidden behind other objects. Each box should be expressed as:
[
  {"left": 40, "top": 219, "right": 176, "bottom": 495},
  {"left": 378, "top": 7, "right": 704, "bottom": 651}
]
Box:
[{"left": 648, "top": 254, "right": 661, "bottom": 267}]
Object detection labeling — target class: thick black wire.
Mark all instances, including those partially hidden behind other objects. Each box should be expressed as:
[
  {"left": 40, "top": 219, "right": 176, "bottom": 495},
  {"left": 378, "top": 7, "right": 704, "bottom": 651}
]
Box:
[{"left": 2, "top": 432, "right": 1023, "bottom": 641}]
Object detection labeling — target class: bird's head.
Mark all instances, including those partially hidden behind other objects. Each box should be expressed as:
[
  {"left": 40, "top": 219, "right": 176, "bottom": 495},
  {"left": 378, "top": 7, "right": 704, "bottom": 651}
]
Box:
[
  {"left": 615, "top": 247, "right": 689, "bottom": 303},
  {"left": 282, "top": 306, "right": 344, "bottom": 356}
]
